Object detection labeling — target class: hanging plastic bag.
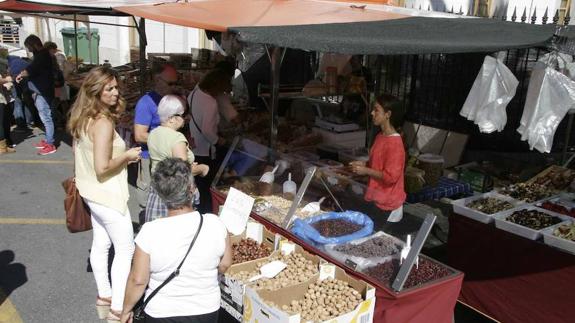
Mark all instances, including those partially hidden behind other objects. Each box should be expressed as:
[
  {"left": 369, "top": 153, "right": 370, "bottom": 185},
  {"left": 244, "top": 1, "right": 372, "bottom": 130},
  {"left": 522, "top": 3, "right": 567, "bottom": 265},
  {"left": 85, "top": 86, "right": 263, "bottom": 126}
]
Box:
[
  {"left": 518, "top": 62, "right": 575, "bottom": 153},
  {"left": 291, "top": 211, "right": 373, "bottom": 246},
  {"left": 460, "top": 56, "right": 519, "bottom": 133},
  {"left": 538, "top": 52, "right": 575, "bottom": 80}
]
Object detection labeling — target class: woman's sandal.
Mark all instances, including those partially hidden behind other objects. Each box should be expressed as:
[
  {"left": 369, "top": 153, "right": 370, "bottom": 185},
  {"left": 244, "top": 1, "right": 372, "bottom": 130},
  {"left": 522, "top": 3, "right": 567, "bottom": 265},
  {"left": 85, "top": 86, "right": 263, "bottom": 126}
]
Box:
[
  {"left": 96, "top": 296, "right": 112, "bottom": 320},
  {"left": 106, "top": 309, "right": 122, "bottom": 323}
]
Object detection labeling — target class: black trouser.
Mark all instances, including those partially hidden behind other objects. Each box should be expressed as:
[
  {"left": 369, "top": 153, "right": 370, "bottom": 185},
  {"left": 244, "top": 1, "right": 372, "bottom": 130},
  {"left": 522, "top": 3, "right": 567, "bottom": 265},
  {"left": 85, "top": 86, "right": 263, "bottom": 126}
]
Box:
[
  {"left": 194, "top": 145, "right": 227, "bottom": 214},
  {"left": 144, "top": 310, "right": 218, "bottom": 323},
  {"left": 0, "top": 103, "right": 13, "bottom": 144}
]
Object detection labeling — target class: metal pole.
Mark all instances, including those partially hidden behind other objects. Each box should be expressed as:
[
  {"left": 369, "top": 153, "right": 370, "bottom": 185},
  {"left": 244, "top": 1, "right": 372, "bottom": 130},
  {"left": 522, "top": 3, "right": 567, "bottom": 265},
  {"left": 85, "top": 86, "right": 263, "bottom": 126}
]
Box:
[
  {"left": 138, "top": 17, "right": 147, "bottom": 96},
  {"left": 562, "top": 111, "right": 574, "bottom": 164},
  {"left": 74, "top": 14, "right": 78, "bottom": 71},
  {"left": 268, "top": 46, "right": 284, "bottom": 148}
]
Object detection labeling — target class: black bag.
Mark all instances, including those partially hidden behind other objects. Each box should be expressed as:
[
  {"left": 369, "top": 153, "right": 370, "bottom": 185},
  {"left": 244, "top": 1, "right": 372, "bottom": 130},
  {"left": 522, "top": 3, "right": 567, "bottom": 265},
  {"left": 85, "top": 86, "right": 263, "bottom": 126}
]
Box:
[{"left": 133, "top": 214, "right": 204, "bottom": 322}]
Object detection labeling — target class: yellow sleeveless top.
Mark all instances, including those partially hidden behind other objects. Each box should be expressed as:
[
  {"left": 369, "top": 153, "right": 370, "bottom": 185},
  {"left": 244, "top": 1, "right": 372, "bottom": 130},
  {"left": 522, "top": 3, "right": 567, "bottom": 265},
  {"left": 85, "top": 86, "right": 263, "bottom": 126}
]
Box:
[{"left": 74, "top": 126, "right": 129, "bottom": 215}]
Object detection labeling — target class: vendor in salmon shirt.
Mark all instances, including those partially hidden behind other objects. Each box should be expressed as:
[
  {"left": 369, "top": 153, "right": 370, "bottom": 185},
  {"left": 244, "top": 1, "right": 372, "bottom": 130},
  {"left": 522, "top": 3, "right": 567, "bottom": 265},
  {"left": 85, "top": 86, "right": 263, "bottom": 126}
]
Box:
[{"left": 350, "top": 94, "right": 406, "bottom": 224}]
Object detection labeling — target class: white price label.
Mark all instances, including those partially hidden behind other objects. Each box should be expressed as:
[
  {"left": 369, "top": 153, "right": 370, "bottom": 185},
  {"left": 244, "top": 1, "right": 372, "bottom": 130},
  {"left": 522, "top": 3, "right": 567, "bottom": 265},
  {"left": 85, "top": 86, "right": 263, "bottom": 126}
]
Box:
[
  {"left": 280, "top": 241, "right": 296, "bottom": 255},
  {"left": 245, "top": 222, "right": 263, "bottom": 244},
  {"left": 319, "top": 263, "right": 336, "bottom": 280},
  {"left": 219, "top": 188, "right": 255, "bottom": 235}
]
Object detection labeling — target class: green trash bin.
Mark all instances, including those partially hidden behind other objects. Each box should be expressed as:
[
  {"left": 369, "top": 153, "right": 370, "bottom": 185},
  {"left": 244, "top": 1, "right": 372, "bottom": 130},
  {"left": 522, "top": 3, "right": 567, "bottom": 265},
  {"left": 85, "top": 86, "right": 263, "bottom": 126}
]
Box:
[{"left": 60, "top": 27, "right": 100, "bottom": 64}]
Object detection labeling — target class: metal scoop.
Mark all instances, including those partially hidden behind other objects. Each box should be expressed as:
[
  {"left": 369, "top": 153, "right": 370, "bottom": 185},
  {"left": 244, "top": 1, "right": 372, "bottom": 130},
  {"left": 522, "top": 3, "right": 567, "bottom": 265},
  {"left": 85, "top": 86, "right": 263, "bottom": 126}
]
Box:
[
  {"left": 248, "top": 260, "right": 287, "bottom": 282},
  {"left": 259, "top": 165, "right": 279, "bottom": 184}
]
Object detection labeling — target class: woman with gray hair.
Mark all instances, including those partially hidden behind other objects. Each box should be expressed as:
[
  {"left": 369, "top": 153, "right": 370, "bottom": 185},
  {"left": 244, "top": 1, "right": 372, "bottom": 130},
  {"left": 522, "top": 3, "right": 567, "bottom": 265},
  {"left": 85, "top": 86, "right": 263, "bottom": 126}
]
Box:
[
  {"left": 145, "top": 94, "right": 209, "bottom": 222},
  {"left": 121, "top": 158, "right": 232, "bottom": 323}
]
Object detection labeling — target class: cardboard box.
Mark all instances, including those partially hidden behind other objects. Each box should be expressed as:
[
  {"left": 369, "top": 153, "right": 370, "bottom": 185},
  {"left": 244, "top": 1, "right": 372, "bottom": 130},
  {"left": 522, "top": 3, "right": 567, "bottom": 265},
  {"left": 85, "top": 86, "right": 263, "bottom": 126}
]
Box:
[
  {"left": 243, "top": 265, "right": 376, "bottom": 323},
  {"left": 220, "top": 244, "right": 320, "bottom": 321}
]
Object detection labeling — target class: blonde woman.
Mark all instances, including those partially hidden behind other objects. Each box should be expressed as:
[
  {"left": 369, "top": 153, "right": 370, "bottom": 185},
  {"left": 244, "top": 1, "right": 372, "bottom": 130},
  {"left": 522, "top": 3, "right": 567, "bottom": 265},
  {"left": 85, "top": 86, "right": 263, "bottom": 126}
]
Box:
[
  {"left": 67, "top": 66, "right": 141, "bottom": 322},
  {"left": 145, "top": 94, "right": 209, "bottom": 222}
]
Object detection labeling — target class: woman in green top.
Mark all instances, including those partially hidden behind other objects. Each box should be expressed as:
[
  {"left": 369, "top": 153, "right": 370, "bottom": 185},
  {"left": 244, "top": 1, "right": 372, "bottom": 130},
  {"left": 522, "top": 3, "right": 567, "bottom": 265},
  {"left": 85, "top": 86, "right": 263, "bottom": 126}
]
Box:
[{"left": 145, "top": 95, "right": 209, "bottom": 222}]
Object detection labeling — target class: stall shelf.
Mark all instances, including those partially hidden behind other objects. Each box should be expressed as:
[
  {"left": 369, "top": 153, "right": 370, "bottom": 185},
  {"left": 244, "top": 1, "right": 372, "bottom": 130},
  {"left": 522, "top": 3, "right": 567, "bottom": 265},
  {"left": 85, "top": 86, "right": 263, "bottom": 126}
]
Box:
[
  {"left": 211, "top": 137, "right": 463, "bottom": 323},
  {"left": 447, "top": 213, "right": 575, "bottom": 323}
]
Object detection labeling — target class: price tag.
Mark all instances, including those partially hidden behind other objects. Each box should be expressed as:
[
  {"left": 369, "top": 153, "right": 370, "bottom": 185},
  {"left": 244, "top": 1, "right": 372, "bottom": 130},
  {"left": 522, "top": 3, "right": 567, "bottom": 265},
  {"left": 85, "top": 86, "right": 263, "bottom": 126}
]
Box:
[
  {"left": 245, "top": 222, "right": 263, "bottom": 244},
  {"left": 279, "top": 241, "right": 296, "bottom": 255},
  {"left": 344, "top": 259, "right": 358, "bottom": 270},
  {"left": 319, "top": 263, "right": 336, "bottom": 280},
  {"left": 219, "top": 188, "right": 255, "bottom": 235}
]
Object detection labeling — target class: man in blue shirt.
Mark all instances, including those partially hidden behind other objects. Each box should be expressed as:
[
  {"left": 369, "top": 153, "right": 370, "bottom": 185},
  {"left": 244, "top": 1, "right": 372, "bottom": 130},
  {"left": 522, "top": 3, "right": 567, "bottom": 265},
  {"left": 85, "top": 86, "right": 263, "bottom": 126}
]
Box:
[
  {"left": 7, "top": 55, "right": 33, "bottom": 132},
  {"left": 133, "top": 63, "right": 178, "bottom": 215}
]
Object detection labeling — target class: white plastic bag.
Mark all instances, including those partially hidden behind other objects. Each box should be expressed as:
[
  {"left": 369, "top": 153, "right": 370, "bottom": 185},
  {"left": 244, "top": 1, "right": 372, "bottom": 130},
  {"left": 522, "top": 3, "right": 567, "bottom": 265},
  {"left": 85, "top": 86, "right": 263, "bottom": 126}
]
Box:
[
  {"left": 518, "top": 62, "right": 575, "bottom": 153},
  {"left": 460, "top": 56, "right": 519, "bottom": 133}
]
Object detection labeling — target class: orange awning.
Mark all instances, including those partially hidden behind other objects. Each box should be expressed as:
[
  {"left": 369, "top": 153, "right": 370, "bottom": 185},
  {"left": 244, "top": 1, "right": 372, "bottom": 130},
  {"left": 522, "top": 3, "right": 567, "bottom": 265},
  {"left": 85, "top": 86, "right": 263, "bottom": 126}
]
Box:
[
  {"left": 0, "top": 0, "right": 75, "bottom": 13},
  {"left": 115, "top": 0, "right": 407, "bottom": 32}
]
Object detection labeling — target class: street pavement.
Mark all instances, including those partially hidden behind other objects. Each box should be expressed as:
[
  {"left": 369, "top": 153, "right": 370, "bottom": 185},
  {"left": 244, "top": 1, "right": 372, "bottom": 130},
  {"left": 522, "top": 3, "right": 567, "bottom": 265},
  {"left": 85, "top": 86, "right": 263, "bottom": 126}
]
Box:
[{"left": 0, "top": 128, "right": 139, "bottom": 323}]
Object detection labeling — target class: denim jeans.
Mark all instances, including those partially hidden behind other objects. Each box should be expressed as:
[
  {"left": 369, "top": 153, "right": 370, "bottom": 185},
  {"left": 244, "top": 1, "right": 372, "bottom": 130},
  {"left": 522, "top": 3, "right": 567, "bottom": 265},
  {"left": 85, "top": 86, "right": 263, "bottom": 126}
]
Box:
[
  {"left": 11, "top": 84, "right": 33, "bottom": 128},
  {"left": 28, "top": 82, "right": 54, "bottom": 145}
]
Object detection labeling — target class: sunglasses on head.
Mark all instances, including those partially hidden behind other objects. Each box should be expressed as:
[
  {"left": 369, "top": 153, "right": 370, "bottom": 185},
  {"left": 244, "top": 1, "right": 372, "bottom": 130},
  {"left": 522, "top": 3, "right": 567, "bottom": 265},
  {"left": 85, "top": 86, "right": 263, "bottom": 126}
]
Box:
[{"left": 171, "top": 113, "right": 184, "bottom": 118}]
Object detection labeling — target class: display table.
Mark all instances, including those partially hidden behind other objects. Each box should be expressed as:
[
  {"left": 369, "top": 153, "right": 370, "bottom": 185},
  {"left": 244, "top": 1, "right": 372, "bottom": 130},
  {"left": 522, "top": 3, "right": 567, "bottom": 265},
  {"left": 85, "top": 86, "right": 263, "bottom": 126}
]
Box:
[
  {"left": 212, "top": 188, "right": 464, "bottom": 323},
  {"left": 407, "top": 177, "right": 472, "bottom": 203},
  {"left": 447, "top": 214, "right": 575, "bottom": 323}
]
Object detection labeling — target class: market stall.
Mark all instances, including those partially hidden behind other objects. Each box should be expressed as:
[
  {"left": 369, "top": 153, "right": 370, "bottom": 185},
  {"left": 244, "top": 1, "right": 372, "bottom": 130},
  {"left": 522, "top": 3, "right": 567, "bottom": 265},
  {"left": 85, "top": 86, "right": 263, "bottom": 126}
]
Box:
[
  {"left": 113, "top": 1, "right": 565, "bottom": 322},
  {"left": 448, "top": 167, "right": 575, "bottom": 323}
]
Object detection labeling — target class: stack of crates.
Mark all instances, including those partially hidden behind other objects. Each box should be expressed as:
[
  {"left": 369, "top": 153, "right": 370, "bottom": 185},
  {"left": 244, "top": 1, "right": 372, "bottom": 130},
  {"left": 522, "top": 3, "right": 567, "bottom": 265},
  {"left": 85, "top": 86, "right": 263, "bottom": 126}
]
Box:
[{"left": 0, "top": 19, "right": 19, "bottom": 44}]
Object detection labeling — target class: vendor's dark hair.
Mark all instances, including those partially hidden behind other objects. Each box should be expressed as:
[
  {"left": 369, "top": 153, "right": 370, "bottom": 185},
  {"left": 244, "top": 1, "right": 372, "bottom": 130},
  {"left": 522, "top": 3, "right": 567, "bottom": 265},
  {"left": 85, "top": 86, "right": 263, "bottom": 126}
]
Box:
[
  {"left": 214, "top": 60, "right": 235, "bottom": 78},
  {"left": 151, "top": 158, "right": 195, "bottom": 210},
  {"left": 199, "top": 68, "right": 230, "bottom": 97},
  {"left": 24, "top": 35, "right": 43, "bottom": 51},
  {"left": 375, "top": 94, "right": 405, "bottom": 129}
]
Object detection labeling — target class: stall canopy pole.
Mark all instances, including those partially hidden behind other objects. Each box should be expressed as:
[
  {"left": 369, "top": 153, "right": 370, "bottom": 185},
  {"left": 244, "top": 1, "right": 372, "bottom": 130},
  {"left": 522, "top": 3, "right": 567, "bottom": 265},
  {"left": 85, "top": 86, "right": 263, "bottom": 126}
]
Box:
[
  {"left": 74, "top": 14, "right": 78, "bottom": 71},
  {"left": 562, "top": 111, "right": 574, "bottom": 165},
  {"left": 134, "top": 17, "right": 147, "bottom": 96},
  {"left": 267, "top": 46, "right": 285, "bottom": 148}
]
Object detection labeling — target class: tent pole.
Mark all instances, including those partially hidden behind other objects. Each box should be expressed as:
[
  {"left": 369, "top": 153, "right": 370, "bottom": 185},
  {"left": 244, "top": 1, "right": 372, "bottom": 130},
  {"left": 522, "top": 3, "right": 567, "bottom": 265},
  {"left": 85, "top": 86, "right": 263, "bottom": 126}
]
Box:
[
  {"left": 268, "top": 46, "right": 284, "bottom": 148},
  {"left": 74, "top": 14, "right": 78, "bottom": 71},
  {"left": 134, "top": 17, "right": 147, "bottom": 96},
  {"left": 562, "top": 111, "right": 574, "bottom": 165}
]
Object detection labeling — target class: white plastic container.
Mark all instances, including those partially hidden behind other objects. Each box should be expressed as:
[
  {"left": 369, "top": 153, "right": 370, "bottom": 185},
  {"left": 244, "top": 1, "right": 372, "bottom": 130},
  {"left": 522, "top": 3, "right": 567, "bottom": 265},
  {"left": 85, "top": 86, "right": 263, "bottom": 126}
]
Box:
[
  {"left": 452, "top": 191, "right": 524, "bottom": 224},
  {"left": 541, "top": 220, "right": 575, "bottom": 255},
  {"left": 493, "top": 206, "right": 571, "bottom": 240}
]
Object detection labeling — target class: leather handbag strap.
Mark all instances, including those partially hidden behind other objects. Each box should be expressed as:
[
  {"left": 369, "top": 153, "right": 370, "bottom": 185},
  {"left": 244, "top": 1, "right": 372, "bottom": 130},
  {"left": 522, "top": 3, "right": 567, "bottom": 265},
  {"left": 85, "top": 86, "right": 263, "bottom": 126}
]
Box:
[{"left": 139, "top": 214, "right": 204, "bottom": 311}]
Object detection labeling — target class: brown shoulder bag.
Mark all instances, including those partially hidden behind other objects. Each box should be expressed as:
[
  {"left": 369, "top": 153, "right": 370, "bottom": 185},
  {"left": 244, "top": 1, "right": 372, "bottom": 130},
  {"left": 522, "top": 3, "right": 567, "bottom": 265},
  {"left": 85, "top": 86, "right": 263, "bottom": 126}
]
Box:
[{"left": 62, "top": 177, "right": 92, "bottom": 233}]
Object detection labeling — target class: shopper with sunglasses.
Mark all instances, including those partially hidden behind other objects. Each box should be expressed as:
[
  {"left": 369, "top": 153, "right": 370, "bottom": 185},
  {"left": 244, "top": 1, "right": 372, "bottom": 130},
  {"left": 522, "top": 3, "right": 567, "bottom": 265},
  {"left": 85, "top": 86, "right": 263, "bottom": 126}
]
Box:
[
  {"left": 134, "top": 63, "right": 179, "bottom": 222},
  {"left": 145, "top": 95, "right": 209, "bottom": 222}
]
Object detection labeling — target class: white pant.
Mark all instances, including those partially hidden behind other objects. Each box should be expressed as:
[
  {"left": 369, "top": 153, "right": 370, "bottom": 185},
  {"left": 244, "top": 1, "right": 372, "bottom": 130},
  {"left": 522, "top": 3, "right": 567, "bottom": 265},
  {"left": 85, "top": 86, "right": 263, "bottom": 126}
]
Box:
[{"left": 86, "top": 199, "right": 135, "bottom": 311}]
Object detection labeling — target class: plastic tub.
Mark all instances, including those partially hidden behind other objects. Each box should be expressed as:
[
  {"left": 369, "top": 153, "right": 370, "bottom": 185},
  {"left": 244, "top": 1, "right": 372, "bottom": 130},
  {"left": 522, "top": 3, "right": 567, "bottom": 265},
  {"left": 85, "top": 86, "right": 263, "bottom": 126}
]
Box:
[
  {"left": 417, "top": 154, "right": 444, "bottom": 187},
  {"left": 493, "top": 206, "right": 571, "bottom": 240}
]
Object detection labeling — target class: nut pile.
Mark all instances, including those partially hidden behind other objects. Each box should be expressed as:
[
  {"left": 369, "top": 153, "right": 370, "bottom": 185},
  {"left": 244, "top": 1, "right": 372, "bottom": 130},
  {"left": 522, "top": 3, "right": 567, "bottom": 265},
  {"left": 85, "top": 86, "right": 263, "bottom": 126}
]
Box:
[
  {"left": 232, "top": 238, "right": 272, "bottom": 264},
  {"left": 230, "top": 252, "right": 317, "bottom": 290},
  {"left": 499, "top": 183, "right": 555, "bottom": 203},
  {"left": 267, "top": 279, "right": 363, "bottom": 321},
  {"left": 506, "top": 209, "right": 562, "bottom": 230},
  {"left": 553, "top": 222, "right": 575, "bottom": 241},
  {"left": 364, "top": 258, "right": 452, "bottom": 289},
  {"left": 466, "top": 197, "right": 515, "bottom": 214},
  {"left": 533, "top": 168, "right": 575, "bottom": 190},
  {"left": 312, "top": 219, "right": 363, "bottom": 237},
  {"left": 334, "top": 235, "right": 400, "bottom": 258}
]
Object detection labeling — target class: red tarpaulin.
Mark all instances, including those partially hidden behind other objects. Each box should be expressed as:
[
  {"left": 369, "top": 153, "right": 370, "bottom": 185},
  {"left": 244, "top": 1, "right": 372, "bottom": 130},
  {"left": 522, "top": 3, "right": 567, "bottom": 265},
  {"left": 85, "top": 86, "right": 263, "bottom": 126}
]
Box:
[
  {"left": 0, "top": 0, "right": 73, "bottom": 13},
  {"left": 448, "top": 214, "right": 575, "bottom": 323}
]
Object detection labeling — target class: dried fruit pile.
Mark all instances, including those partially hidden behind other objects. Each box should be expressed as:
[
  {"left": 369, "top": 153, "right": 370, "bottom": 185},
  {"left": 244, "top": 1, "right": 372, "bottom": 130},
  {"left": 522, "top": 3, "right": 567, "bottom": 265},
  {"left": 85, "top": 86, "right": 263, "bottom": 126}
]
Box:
[
  {"left": 466, "top": 197, "right": 515, "bottom": 214},
  {"left": 312, "top": 219, "right": 363, "bottom": 237},
  {"left": 364, "top": 258, "right": 452, "bottom": 289},
  {"left": 540, "top": 201, "right": 575, "bottom": 218},
  {"left": 230, "top": 252, "right": 318, "bottom": 290},
  {"left": 506, "top": 209, "right": 562, "bottom": 230},
  {"left": 232, "top": 238, "right": 271, "bottom": 264},
  {"left": 553, "top": 223, "right": 575, "bottom": 241},
  {"left": 266, "top": 279, "right": 363, "bottom": 321},
  {"left": 334, "top": 235, "right": 400, "bottom": 258},
  {"left": 499, "top": 183, "right": 555, "bottom": 203}
]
